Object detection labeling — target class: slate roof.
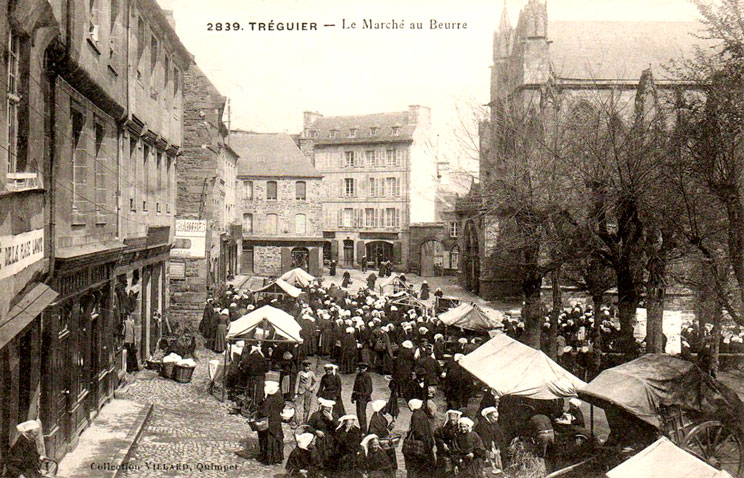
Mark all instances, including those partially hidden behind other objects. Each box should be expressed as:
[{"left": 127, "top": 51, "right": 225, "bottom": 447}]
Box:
[
  {"left": 231, "top": 131, "right": 322, "bottom": 178},
  {"left": 547, "top": 21, "right": 705, "bottom": 80},
  {"left": 307, "top": 111, "right": 415, "bottom": 145}
]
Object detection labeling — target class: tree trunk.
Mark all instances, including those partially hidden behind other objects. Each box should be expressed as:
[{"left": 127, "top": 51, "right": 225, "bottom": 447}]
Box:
[
  {"left": 616, "top": 261, "right": 640, "bottom": 355},
  {"left": 645, "top": 253, "right": 666, "bottom": 354},
  {"left": 591, "top": 292, "right": 604, "bottom": 333},
  {"left": 547, "top": 267, "right": 562, "bottom": 360},
  {"left": 522, "top": 275, "right": 543, "bottom": 350}
]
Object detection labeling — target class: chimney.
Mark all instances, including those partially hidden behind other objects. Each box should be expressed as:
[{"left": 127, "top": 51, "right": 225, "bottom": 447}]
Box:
[
  {"left": 162, "top": 10, "right": 176, "bottom": 30},
  {"left": 303, "top": 111, "right": 322, "bottom": 130},
  {"left": 408, "top": 105, "right": 431, "bottom": 126}
]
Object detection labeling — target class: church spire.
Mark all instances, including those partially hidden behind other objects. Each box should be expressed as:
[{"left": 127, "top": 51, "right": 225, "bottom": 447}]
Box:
[
  {"left": 499, "top": 0, "right": 511, "bottom": 32},
  {"left": 494, "top": 0, "right": 513, "bottom": 60}
]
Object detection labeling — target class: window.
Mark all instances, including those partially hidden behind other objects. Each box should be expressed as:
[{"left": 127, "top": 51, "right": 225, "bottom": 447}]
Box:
[
  {"left": 344, "top": 178, "right": 355, "bottom": 197},
  {"left": 392, "top": 126, "right": 400, "bottom": 136},
  {"left": 369, "top": 178, "right": 377, "bottom": 197},
  {"left": 142, "top": 144, "right": 149, "bottom": 211},
  {"left": 129, "top": 138, "right": 137, "bottom": 211},
  {"left": 71, "top": 109, "right": 85, "bottom": 216},
  {"left": 348, "top": 128, "right": 357, "bottom": 138},
  {"left": 243, "top": 213, "right": 253, "bottom": 233},
  {"left": 385, "top": 208, "right": 398, "bottom": 227},
  {"left": 329, "top": 129, "right": 338, "bottom": 139},
  {"left": 110, "top": 0, "right": 119, "bottom": 34},
  {"left": 365, "top": 208, "right": 375, "bottom": 227},
  {"left": 370, "top": 127, "right": 378, "bottom": 136},
  {"left": 94, "top": 122, "right": 106, "bottom": 220},
  {"left": 173, "top": 66, "right": 179, "bottom": 98},
  {"left": 244, "top": 180, "right": 253, "bottom": 200},
  {"left": 266, "top": 180, "right": 277, "bottom": 200},
  {"left": 266, "top": 213, "right": 278, "bottom": 234},
  {"left": 166, "top": 155, "right": 172, "bottom": 213},
  {"left": 295, "top": 214, "right": 306, "bottom": 234},
  {"left": 88, "top": 0, "right": 99, "bottom": 43},
  {"left": 386, "top": 149, "right": 395, "bottom": 167},
  {"left": 156, "top": 152, "right": 162, "bottom": 213},
  {"left": 310, "top": 130, "right": 318, "bottom": 138},
  {"left": 295, "top": 181, "right": 306, "bottom": 200},
  {"left": 380, "top": 178, "right": 387, "bottom": 197},
  {"left": 344, "top": 151, "right": 355, "bottom": 168},
  {"left": 343, "top": 208, "right": 353, "bottom": 227},
  {"left": 386, "top": 177, "right": 399, "bottom": 197},
  {"left": 450, "top": 221, "right": 459, "bottom": 238},
  {"left": 136, "top": 16, "right": 145, "bottom": 65},
  {"left": 6, "top": 31, "right": 20, "bottom": 177},
  {"left": 149, "top": 35, "right": 158, "bottom": 91},
  {"left": 374, "top": 150, "right": 383, "bottom": 167},
  {"left": 365, "top": 150, "right": 374, "bottom": 166},
  {"left": 164, "top": 54, "right": 170, "bottom": 89}
]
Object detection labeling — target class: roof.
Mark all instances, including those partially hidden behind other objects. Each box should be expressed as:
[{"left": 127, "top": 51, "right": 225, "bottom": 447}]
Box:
[
  {"left": 459, "top": 332, "right": 586, "bottom": 399},
  {"left": 548, "top": 21, "right": 704, "bottom": 81},
  {"left": 279, "top": 268, "right": 316, "bottom": 288},
  {"left": 231, "top": 131, "right": 322, "bottom": 178},
  {"left": 438, "top": 303, "right": 504, "bottom": 332},
  {"left": 307, "top": 111, "right": 415, "bottom": 145},
  {"left": 226, "top": 305, "right": 302, "bottom": 342},
  {"left": 606, "top": 437, "right": 734, "bottom": 478},
  {"left": 579, "top": 354, "right": 744, "bottom": 429},
  {"left": 251, "top": 279, "right": 302, "bottom": 298}
]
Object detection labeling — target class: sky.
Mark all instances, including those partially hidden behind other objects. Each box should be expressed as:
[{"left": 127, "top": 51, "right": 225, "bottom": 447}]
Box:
[{"left": 156, "top": 0, "right": 702, "bottom": 170}]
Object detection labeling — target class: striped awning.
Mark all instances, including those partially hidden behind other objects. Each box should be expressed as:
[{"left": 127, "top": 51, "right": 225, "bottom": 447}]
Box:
[{"left": 0, "top": 283, "right": 58, "bottom": 349}]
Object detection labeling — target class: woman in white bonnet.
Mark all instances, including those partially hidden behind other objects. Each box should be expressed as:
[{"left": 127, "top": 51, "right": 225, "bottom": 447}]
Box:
[{"left": 256, "top": 381, "right": 284, "bottom": 465}]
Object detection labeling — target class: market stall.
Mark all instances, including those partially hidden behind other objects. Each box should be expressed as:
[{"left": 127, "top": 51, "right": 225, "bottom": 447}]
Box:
[
  {"left": 388, "top": 290, "right": 431, "bottom": 316},
  {"left": 438, "top": 302, "right": 504, "bottom": 333},
  {"left": 280, "top": 267, "right": 316, "bottom": 288},
  {"left": 216, "top": 305, "right": 303, "bottom": 401},
  {"left": 250, "top": 278, "right": 302, "bottom": 300},
  {"left": 377, "top": 274, "right": 413, "bottom": 295}
]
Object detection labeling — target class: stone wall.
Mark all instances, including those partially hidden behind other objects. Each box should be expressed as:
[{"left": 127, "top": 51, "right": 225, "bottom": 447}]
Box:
[
  {"left": 242, "top": 178, "right": 323, "bottom": 236},
  {"left": 169, "top": 257, "right": 209, "bottom": 331},
  {"left": 254, "top": 246, "right": 282, "bottom": 276}
]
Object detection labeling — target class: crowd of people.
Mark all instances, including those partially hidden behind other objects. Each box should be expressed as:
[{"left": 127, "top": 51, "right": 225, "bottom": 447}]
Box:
[{"left": 196, "top": 271, "right": 594, "bottom": 477}]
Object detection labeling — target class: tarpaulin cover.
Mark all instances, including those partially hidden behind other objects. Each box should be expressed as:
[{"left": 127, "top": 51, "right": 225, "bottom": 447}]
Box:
[
  {"left": 252, "top": 278, "right": 302, "bottom": 298},
  {"left": 579, "top": 354, "right": 744, "bottom": 429},
  {"left": 438, "top": 303, "right": 504, "bottom": 332},
  {"left": 606, "top": 437, "right": 733, "bottom": 478},
  {"left": 279, "top": 268, "right": 315, "bottom": 288},
  {"left": 227, "top": 305, "right": 303, "bottom": 342},
  {"left": 459, "top": 332, "right": 586, "bottom": 399},
  {"left": 378, "top": 275, "right": 412, "bottom": 293}
]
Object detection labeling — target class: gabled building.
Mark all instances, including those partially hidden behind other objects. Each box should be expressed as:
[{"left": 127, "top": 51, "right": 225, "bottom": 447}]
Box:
[
  {"left": 298, "top": 106, "right": 436, "bottom": 270},
  {"left": 232, "top": 131, "right": 324, "bottom": 277}
]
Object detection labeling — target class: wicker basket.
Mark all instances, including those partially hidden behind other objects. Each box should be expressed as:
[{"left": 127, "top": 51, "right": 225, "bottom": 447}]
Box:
[
  {"left": 173, "top": 364, "right": 195, "bottom": 383},
  {"left": 380, "top": 434, "right": 401, "bottom": 450},
  {"left": 249, "top": 417, "right": 269, "bottom": 432},
  {"left": 160, "top": 361, "right": 176, "bottom": 379}
]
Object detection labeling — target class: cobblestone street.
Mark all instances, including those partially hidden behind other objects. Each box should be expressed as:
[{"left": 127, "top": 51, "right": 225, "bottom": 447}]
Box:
[{"left": 118, "top": 344, "right": 423, "bottom": 478}]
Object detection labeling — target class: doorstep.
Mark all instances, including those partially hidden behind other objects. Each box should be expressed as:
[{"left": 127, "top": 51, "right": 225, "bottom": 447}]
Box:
[{"left": 56, "top": 399, "right": 153, "bottom": 478}]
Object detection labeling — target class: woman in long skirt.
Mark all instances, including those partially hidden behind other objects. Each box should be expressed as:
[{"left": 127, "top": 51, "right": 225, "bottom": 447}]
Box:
[
  {"left": 341, "top": 328, "right": 357, "bottom": 374},
  {"left": 368, "top": 400, "right": 398, "bottom": 470},
  {"left": 213, "top": 309, "right": 229, "bottom": 353},
  {"left": 334, "top": 415, "right": 363, "bottom": 476},
  {"left": 257, "top": 381, "right": 285, "bottom": 465},
  {"left": 403, "top": 399, "right": 435, "bottom": 478}
]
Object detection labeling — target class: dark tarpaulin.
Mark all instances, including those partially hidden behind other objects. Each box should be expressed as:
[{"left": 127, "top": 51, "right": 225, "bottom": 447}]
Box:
[{"left": 579, "top": 354, "right": 744, "bottom": 431}]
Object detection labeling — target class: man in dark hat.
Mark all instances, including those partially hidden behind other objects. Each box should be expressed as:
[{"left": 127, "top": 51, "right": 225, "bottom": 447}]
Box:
[{"left": 352, "top": 362, "right": 373, "bottom": 434}]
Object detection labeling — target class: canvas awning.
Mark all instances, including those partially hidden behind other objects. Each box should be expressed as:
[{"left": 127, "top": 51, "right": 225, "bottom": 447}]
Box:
[
  {"left": 252, "top": 278, "right": 301, "bottom": 298},
  {"left": 226, "top": 305, "right": 302, "bottom": 342},
  {"left": 378, "top": 274, "right": 412, "bottom": 293},
  {"left": 606, "top": 437, "right": 734, "bottom": 478},
  {"left": 459, "top": 332, "right": 586, "bottom": 399},
  {"left": 279, "top": 268, "right": 315, "bottom": 288},
  {"left": 0, "top": 283, "right": 59, "bottom": 349},
  {"left": 438, "top": 303, "right": 504, "bottom": 332}
]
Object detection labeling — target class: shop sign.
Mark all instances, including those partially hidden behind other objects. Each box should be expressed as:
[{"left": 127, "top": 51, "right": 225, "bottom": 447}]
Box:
[
  {"left": 172, "top": 220, "right": 207, "bottom": 258},
  {"left": 0, "top": 228, "right": 44, "bottom": 281}
]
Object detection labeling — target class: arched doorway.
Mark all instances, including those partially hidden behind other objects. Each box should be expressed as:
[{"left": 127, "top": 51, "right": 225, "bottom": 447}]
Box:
[
  {"left": 463, "top": 222, "right": 480, "bottom": 294},
  {"left": 420, "top": 240, "right": 444, "bottom": 276},
  {"left": 366, "top": 241, "right": 393, "bottom": 267},
  {"left": 291, "top": 247, "right": 310, "bottom": 271}
]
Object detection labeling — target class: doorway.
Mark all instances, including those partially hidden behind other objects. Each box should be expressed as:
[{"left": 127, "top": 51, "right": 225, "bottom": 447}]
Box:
[
  {"left": 291, "top": 247, "right": 310, "bottom": 271},
  {"left": 420, "top": 240, "right": 444, "bottom": 276},
  {"left": 343, "top": 240, "right": 354, "bottom": 267},
  {"left": 366, "top": 241, "right": 393, "bottom": 267}
]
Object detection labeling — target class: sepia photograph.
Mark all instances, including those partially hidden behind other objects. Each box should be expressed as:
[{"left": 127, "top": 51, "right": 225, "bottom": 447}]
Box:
[{"left": 0, "top": 0, "right": 743, "bottom": 476}]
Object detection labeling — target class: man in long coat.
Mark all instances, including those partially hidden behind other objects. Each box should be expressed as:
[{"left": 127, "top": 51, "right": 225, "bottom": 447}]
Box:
[{"left": 352, "top": 362, "right": 373, "bottom": 433}]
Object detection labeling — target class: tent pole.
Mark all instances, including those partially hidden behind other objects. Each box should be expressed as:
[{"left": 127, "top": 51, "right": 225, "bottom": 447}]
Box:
[
  {"left": 222, "top": 344, "right": 228, "bottom": 402},
  {"left": 590, "top": 404, "right": 594, "bottom": 440}
]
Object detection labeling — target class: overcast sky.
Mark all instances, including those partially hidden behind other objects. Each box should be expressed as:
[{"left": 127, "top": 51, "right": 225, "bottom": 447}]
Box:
[{"left": 157, "top": 0, "right": 702, "bottom": 167}]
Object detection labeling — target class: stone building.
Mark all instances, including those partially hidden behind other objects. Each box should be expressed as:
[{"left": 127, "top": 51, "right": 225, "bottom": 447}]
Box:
[
  {"left": 0, "top": 0, "right": 193, "bottom": 462},
  {"left": 298, "top": 106, "right": 436, "bottom": 270},
  {"left": 463, "top": 0, "right": 700, "bottom": 300},
  {"left": 170, "top": 66, "right": 240, "bottom": 329},
  {"left": 231, "top": 131, "right": 324, "bottom": 277}
]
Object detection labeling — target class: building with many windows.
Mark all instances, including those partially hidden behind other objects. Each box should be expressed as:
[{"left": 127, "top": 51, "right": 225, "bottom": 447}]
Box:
[
  {"left": 298, "top": 106, "right": 436, "bottom": 270},
  {"left": 170, "top": 65, "right": 240, "bottom": 329},
  {"left": 231, "top": 131, "right": 324, "bottom": 277}
]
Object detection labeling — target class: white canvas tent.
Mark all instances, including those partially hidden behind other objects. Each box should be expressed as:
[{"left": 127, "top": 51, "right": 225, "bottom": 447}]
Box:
[
  {"left": 459, "top": 332, "right": 586, "bottom": 399},
  {"left": 227, "top": 305, "right": 303, "bottom": 342},
  {"left": 606, "top": 437, "right": 733, "bottom": 478},
  {"left": 438, "top": 302, "right": 504, "bottom": 332},
  {"left": 251, "top": 278, "right": 302, "bottom": 298},
  {"left": 280, "top": 268, "right": 315, "bottom": 288},
  {"left": 378, "top": 274, "right": 413, "bottom": 295}
]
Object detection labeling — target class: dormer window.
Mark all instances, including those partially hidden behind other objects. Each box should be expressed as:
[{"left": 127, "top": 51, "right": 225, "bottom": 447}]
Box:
[
  {"left": 370, "top": 127, "right": 378, "bottom": 136},
  {"left": 311, "top": 130, "right": 319, "bottom": 138},
  {"left": 349, "top": 128, "right": 357, "bottom": 138},
  {"left": 392, "top": 126, "right": 400, "bottom": 136},
  {"left": 329, "top": 129, "right": 338, "bottom": 138}
]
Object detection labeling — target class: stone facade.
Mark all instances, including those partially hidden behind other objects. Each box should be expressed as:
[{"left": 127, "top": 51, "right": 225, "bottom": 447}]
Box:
[
  {"left": 254, "top": 246, "right": 282, "bottom": 276},
  {"left": 408, "top": 223, "right": 459, "bottom": 277}
]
